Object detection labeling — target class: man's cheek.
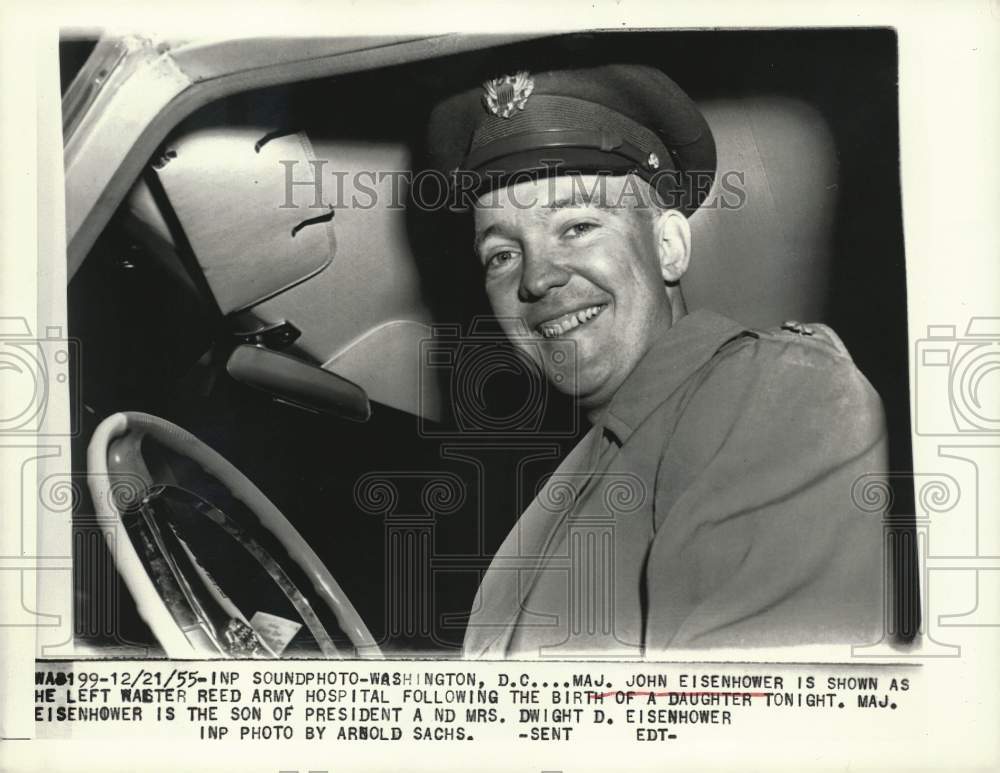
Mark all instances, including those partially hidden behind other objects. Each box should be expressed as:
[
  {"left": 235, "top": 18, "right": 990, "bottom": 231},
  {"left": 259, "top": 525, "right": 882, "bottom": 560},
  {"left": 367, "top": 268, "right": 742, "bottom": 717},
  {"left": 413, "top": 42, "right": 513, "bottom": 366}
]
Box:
[{"left": 485, "top": 278, "right": 519, "bottom": 316}]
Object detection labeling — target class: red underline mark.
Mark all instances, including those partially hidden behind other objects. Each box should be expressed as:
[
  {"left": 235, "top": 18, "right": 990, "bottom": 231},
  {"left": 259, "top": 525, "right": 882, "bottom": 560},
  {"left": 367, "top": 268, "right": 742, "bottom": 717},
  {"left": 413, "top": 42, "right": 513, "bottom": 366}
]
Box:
[{"left": 592, "top": 690, "right": 770, "bottom": 700}]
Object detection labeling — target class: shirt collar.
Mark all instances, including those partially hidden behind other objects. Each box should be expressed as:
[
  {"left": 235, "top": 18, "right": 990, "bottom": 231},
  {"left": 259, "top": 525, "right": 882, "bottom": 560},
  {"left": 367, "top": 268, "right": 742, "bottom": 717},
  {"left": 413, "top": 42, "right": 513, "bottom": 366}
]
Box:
[{"left": 597, "top": 308, "right": 750, "bottom": 445}]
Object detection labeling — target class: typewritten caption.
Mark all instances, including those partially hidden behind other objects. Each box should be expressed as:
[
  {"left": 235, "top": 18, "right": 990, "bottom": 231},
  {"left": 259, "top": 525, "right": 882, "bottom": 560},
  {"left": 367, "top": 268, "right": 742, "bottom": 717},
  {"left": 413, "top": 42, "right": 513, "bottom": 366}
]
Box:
[{"left": 33, "top": 661, "right": 915, "bottom": 742}]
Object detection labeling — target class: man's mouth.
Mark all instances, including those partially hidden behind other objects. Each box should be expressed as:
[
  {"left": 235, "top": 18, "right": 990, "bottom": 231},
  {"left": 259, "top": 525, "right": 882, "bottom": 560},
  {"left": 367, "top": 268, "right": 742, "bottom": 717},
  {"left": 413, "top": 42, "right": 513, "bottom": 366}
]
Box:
[{"left": 536, "top": 304, "right": 608, "bottom": 338}]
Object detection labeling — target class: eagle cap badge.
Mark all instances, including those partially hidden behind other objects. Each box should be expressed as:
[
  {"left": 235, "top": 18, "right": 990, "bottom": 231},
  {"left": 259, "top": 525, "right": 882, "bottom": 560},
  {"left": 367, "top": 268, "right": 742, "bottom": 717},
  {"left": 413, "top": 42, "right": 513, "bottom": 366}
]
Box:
[{"left": 482, "top": 71, "right": 534, "bottom": 119}]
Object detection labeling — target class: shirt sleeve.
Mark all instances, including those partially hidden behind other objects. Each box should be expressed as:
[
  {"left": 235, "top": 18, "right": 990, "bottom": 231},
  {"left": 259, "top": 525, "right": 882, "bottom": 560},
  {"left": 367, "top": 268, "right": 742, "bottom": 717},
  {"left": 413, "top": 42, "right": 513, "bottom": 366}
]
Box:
[{"left": 642, "top": 332, "right": 890, "bottom": 649}]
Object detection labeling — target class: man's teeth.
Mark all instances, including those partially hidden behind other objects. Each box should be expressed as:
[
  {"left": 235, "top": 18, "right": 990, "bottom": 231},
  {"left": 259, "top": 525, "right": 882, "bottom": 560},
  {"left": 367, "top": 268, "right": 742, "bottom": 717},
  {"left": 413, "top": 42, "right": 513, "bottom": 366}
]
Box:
[{"left": 538, "top": 304, "right": 607, "bottom": 338}]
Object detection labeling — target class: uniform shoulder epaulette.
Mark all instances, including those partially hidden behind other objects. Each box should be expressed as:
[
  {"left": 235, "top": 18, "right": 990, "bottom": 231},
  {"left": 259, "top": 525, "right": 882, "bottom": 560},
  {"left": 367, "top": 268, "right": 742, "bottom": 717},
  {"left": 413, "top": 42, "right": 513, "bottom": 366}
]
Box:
[
  {"left": 711, "top": 320, "right": 855, "bottom": 365},
  {"left": 760, "top": 320, "right": 853, "bottom": 359}
]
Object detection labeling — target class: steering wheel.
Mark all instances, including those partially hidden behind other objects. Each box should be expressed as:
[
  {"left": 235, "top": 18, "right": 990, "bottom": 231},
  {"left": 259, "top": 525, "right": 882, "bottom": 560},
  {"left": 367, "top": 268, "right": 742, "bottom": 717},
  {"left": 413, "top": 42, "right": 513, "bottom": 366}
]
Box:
[{"left": 86, "top": 411, "right": 381, "bottom": 659}]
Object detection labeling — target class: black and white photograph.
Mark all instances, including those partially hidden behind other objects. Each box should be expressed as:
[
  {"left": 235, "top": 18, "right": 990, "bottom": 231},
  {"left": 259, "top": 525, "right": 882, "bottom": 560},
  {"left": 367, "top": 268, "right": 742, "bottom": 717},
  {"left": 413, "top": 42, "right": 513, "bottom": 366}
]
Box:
[
  {"left": 1, "top": 2, "right": 999, "bottom": 771},
  {"left": 59, "top": 28, "right": 917, "bottom": 659}
]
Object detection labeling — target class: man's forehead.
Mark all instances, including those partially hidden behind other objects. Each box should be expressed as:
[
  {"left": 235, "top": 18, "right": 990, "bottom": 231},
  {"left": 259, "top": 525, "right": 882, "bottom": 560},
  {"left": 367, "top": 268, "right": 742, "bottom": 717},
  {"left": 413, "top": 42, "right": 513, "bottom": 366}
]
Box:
[
  {"left": 476, "top": 175, "right": 615, "bottom": 208},
  {"left": 473, "top": 174, "right": 645, "bottom": 221}
]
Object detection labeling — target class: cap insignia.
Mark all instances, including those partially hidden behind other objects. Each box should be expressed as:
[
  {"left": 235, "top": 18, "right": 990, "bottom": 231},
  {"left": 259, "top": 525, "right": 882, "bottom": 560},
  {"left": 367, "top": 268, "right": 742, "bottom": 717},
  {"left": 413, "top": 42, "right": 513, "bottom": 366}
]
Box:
[{"left": 482, "top": 71, "right": 534, "bottom": 119}]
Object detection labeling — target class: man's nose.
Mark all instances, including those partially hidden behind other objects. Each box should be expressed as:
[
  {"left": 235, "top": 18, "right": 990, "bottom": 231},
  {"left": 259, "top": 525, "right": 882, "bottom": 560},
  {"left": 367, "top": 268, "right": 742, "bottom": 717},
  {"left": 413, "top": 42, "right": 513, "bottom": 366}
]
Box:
[{"left": 518, "top": 249, "right": 570, "bottom": 301}]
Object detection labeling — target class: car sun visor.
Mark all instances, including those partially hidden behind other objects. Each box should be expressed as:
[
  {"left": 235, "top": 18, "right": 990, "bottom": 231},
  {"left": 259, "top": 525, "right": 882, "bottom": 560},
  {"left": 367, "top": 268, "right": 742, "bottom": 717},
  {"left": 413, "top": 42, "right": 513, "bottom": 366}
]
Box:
[{"left": 152, "top": 126, "right": 335, "bottom": 315}]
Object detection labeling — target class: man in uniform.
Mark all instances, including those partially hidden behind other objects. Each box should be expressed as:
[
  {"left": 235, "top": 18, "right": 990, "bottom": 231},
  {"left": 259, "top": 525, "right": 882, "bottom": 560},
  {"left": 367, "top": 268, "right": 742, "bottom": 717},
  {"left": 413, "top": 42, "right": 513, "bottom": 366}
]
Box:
[{"left": 426, "top": 64, "right": 888, "bottom": 657}]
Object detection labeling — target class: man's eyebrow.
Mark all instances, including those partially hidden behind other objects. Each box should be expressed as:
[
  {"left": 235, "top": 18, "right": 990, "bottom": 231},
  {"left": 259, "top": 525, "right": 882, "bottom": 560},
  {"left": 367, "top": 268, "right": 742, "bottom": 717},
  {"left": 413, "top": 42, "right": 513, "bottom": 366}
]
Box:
[
  {"left": 543, "top": 192, "right": 619, "bottom": 213},
  {"left": 473, "top": 223, "right": 513, "bottom": 255}
]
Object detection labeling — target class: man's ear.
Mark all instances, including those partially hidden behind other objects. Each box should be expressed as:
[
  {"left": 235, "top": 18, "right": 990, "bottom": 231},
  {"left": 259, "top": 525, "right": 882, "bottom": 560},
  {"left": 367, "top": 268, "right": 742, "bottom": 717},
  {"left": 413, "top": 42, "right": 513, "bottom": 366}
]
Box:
[{"left": 653, "top": 209, "right": 692, "bottom": 283}]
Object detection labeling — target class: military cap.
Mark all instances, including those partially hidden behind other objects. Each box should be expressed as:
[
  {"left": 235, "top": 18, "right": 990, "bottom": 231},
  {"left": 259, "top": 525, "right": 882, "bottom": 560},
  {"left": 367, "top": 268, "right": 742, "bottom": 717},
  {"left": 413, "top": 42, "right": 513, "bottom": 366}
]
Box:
[{"left": 426, "top": 63, "right": 716, "bottom": 216}]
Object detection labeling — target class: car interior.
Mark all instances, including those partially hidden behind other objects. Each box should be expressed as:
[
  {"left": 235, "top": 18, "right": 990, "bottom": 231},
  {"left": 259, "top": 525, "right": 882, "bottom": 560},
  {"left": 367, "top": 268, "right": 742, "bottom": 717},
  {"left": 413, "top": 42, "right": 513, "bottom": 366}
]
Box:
[{"left": 63, "top": 29, "right": 914, "bottom": 657}]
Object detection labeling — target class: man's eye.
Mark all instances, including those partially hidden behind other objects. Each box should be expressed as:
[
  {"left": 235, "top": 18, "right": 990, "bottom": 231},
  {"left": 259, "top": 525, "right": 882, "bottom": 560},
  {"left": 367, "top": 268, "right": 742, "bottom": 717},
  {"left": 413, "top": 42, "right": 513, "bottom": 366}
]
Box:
[
  {"left": 564, "top": 222, "right": 598, "bottom": 238},
  {"left": 485, "top": 250, "right": 519, "bottom": 273}
]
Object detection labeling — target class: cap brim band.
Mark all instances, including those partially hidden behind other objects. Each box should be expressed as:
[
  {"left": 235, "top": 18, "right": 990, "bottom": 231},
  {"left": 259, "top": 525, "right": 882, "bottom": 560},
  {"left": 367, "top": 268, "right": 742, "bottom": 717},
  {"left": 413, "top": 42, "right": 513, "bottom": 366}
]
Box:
[
  {"left": 464, "top": 129, "right": 671, "bottom": 174},
  {"left": 450, "top": 148, "right": 706, "bottom": 215}
]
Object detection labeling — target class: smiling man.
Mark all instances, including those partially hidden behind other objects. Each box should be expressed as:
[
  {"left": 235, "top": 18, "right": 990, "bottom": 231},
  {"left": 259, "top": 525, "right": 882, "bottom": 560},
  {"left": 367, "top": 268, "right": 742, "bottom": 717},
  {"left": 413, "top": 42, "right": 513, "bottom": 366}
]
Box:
[
  {"left": 474, "top": 174, "right": 690, "bottom": 418},
  {"left": 427, "top": 64, "right": 889, "bottom": 657}
]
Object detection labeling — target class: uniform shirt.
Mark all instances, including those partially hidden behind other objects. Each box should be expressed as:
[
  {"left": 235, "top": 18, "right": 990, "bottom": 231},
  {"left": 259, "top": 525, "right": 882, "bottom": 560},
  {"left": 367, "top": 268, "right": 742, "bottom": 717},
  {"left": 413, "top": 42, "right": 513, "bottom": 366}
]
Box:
[{"left": 463, "top": 308, "right": 889, "bottom": 658}]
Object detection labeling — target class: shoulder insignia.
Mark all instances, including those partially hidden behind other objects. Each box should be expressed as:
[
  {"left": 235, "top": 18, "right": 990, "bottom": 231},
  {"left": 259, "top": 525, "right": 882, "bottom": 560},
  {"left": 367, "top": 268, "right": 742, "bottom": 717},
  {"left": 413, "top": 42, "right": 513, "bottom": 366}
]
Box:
[
  {"left": 712, "top": 321, "right": 854, "bottom": 362},
  {"left": 780, "top": 320, "right": 814, "bottom": 336},
  {"left": 772, "top": 320, "right": 852, "bottom": 358}
]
